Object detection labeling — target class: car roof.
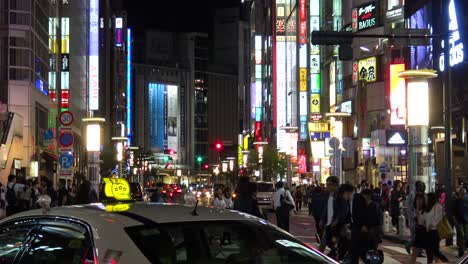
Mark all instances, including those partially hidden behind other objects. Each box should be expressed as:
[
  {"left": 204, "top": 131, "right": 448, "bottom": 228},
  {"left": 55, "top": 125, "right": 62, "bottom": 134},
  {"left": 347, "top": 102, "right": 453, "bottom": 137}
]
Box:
[{"left": 4, "top": 202, "right": 262, "bottom": 228}]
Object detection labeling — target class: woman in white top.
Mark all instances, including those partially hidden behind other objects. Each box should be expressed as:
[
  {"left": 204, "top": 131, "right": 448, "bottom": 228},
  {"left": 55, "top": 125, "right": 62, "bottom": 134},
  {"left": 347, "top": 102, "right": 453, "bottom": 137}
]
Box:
[
  {"left": 213, "top": 188, "right": 226, "bottom": 210},
  {"left": 223, "top": 187, "right": 233, "bottom": 209},
  {"left": 422, "top": 193, "right": 449, "bottom": 263}
]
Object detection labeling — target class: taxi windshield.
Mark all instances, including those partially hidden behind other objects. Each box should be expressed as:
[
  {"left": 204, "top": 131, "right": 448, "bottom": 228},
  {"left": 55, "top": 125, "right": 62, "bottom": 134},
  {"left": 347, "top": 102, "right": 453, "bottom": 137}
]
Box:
[{"left": 125, "top": 220, "right": 333, "bottom": 264}]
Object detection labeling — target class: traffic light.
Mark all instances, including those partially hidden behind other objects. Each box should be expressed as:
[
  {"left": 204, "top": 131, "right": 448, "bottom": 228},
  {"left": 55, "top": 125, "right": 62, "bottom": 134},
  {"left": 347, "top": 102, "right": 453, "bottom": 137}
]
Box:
[
  {"left": 164, "top": 148, "right": 177, "bottom": 155},
  {"left": 163, "top": 156, "right": 170, "bottom": 163},
  {"left": 196, "top": 156, "right": 203, "bottom": 163},
  {"left": 215, "top": 142, "right": 223, "bottom": 151},
  {"left": 203, "top": 163, "right": 209, "bottom": 170}
]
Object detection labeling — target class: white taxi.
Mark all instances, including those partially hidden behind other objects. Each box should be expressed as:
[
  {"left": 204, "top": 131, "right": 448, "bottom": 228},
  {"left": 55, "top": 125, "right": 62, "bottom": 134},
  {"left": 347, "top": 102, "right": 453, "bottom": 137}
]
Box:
[{"left": 0, "top": 178, "right": 338, "bottom": 264}]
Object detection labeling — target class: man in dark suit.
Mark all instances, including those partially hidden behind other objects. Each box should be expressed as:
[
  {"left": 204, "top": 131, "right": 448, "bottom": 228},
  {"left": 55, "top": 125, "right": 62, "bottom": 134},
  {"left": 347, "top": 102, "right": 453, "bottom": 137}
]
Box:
[{"left": 341, "top": 183, "right": 368, "bottom": 264}]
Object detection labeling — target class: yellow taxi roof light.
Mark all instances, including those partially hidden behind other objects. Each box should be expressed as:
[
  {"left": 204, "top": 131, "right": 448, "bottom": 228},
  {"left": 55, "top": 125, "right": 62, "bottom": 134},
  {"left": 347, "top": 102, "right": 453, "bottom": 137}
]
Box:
[{"left": 103, "top": 178, "right": 132, "bottom": 201}]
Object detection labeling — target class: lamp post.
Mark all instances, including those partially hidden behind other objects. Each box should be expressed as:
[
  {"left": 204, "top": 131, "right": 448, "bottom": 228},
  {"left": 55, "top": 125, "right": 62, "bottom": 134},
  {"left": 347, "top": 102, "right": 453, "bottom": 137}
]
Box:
[
  {"left": 325, "top": 112, "right": 351, "bottom": 183},
  {"left": 399, "top": 70, "right": 437, "bottom": 194},
  {"left": 253, "top": 141, "right": 268, "bottom": 181},
  {"left": 111, "top": 137, "right": 128, "bottom": 178},
  {"left": 280, "top": 126, "right": 298, "bottom": 188},
  {"left": 82, "top": 117, "right": 105, "bottom": 197}
]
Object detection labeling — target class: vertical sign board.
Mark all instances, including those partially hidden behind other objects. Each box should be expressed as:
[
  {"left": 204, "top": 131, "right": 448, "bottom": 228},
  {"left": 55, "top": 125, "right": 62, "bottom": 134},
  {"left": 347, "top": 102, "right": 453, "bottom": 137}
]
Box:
[
  {"left": 299, "top": 0, "right": 307, "bottom": 44},
  {"left": 439, "top": 0, "right": 464, "bottom": 71},
  {"left": 127, "top": 28, "right": 132, "bottom": 144},
  {"left": 276, "top": 0, "right": 288, "bottom": 152},
  {"left": 89, "top": 0, "right": 99, "bottom": 110},
  {"left": 390, "top": 64, "right": 406, "bottom": 125}
]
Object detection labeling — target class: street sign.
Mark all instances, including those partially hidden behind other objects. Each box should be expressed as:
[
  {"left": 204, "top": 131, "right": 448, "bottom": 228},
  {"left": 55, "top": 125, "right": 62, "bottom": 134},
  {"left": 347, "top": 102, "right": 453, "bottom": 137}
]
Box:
[
  {"left": 59, "top": 131, "right": 74, "bottom": 148},
  {"left": 379, "top": 165, "right": 389, "bottom": 173},
  {"left": 59, "top": 153, "right": 74, "bottom": 169},
  {"left": 59, "top": 111, "right": 74, "bottom": 126},
  {"left": 329, "top": 137, "right": 341, "bottom": 150},
  {"left": 43, "top": 129, "right": 54, "bottom": 140}
]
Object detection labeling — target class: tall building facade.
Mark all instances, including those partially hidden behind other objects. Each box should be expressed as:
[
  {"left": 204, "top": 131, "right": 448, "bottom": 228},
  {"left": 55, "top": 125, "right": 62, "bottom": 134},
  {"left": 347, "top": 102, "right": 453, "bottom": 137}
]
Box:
[
  {"left": 0, "top": 0, "right": 88, "bottom": 183},
  {"left": 254, "top": 0, "right": 468, "bottom": 187}
]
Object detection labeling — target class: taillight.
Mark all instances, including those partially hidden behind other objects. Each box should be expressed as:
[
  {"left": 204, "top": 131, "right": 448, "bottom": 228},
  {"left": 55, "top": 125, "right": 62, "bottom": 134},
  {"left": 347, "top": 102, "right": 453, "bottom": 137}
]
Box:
[
  {"left": 176, "top": 189, "right": 182, "bottom": 193},
  {"left": 162, "top": 190, "right": 167, "bottom": 194},
  {"left": 170, "top": 192, "right": 173, "bottom": 197}
]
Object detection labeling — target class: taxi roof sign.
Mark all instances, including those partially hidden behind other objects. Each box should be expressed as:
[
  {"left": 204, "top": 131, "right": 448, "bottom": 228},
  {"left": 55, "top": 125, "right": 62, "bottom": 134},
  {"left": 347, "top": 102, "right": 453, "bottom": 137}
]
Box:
[{"left": 103, "top": 178, "right": 132, "bottom": 201}]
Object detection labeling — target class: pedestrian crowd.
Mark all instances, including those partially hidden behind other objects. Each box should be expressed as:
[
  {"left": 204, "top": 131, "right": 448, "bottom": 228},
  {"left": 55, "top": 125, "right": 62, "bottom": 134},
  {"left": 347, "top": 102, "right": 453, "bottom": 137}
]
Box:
[
  {"left": 0, "top": 174, "right": 98, "bottom": 218},
  {"left": 283, "top": 176, "right": 468, "bottom": 264}
]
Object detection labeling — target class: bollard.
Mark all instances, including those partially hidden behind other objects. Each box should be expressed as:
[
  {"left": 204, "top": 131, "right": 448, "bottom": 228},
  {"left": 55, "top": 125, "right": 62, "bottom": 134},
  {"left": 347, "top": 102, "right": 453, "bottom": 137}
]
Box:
[
  {"left": 383, "top": 211, "right": 391, "bottom": 233},
  {"left": 399, "top": 214, "right": 410, "bottom": 236}
]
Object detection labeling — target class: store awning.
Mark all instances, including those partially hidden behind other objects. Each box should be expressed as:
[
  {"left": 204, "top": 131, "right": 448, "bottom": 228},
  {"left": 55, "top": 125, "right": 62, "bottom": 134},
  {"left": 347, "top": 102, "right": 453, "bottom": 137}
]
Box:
[{"left": 41, "top": 151, "right": 58, "bottom": 162}]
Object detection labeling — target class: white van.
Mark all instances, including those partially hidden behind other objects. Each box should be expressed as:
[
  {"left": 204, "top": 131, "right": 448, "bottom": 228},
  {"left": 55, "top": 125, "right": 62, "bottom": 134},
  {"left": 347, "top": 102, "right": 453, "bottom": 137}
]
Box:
[{"left": 256, "top": 181, "right": 275, "bottom": 211}]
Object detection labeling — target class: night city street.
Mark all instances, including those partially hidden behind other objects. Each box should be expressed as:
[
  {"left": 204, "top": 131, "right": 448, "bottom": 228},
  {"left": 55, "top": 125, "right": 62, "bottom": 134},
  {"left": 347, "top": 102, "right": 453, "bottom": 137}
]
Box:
[{"left": 0, "top": 0, "right": 468, "bottom": 263}]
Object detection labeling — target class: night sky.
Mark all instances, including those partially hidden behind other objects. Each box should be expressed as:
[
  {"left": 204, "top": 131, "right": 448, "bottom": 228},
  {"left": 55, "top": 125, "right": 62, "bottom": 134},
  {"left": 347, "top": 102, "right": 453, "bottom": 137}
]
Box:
[{"left": 124, "top": 0, "right": 240, "bottom": 33}]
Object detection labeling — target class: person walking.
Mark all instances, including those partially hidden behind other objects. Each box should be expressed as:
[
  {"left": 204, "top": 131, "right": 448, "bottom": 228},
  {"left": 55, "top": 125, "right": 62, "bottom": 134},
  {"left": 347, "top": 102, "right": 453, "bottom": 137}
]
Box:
[
  {"left": 214, "top": 187, "right": 227, "bottom": 209},
  {"left": 6, "top": 175, "right": 24, "bottom": 216},
  {"left": 233, "top": 178, "right": 263, "bottom": 218},
  {"left": 294, "top": 186, "right": 303, "bottom": 211},
  {"left": 423, "top": 192, "right": 449, "bottom": 263},
  {"left": 273, "top": 181, "right": 295, "bottom": 232},
  {"left": 390, "top": 180, "right": 404, "bottom": 234},
  {"left": 361, "top": 189, "right": 383, "bottom": 251},
  {"left": 318, "top": 176, "right": 344, "bottom": 258},
  {"left": 223, "top": 187, "right": 233, "bottom": 209},
  {"left": 409, "top": 193, "right": 427, "bottom": 264},
  {"left": 454, "top": 187, "right": 468, "bottom": 257},
  {"left": 405, "top": 180, "right": 426, "bottom": 254},
  {"left": 311, "top": 185, "right": 325, "bottom": 238},
  {"left": 18, "top": 180, "right": 33, "bottom": 211},
  {"left": 57, "top": 179, "right": 70, "bottom": 206},
  {"left": 341, "top": 184, "right": 368, "bottom": 264},
  {"left": 75, "top": 180, "right": 98, "bottom": 204}
]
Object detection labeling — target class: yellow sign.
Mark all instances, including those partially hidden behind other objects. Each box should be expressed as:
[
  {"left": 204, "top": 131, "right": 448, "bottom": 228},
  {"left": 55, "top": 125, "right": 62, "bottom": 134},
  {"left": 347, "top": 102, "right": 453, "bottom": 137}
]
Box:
[
  {"left": 105, "top": 204, "right": 131, "bottom": 212},
  {"left": 299, "top": 68, "right": 307, "bottom": 92},
  {"left": 358, "top": 56, "right": 377, "bottom": 82},
  {"left": 243, "top": 135, "right": 250, "bottom": 150},
  {"left": 310, "top": 94, "right": 320, "bottom": 113},
  {"left": 103, "top": 178, "right": 132, "bottom": 201},
  {"left": 308, "top": 122, "right": 329, "bottom": 132}
]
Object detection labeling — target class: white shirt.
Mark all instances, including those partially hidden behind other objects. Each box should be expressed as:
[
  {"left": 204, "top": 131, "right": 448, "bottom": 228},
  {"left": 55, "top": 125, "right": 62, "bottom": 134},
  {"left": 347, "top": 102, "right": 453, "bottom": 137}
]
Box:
[
  {"left": 422, "top": 203, "right": 444, "bottom": 230},
  {"left": 326, "top": 193, "right": 334, "bottom": 226},
  {"left": 214, "top": 197, "right": 226, "bottom": 209},
  {"left": 273, "top": 188, "right": 295, "bottom": 210},
  {"left": 224, "top": 197, "right": 233, "bottom": 209}
]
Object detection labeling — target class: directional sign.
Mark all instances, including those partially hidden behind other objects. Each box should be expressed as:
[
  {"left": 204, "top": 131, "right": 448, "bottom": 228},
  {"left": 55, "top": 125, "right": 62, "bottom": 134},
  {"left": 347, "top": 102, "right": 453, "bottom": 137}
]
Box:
[
  {"left": 43, "top": 129, "right": 54, "bottom": 140},
  {"left": 59, "top": 153, "right": 74, "bottom": 169},
  {"left": 59, "top": 131, "right": 74, "bottom": 148},
  {"left": 59, "top": 111, "right": 74, "bottom": 126}
]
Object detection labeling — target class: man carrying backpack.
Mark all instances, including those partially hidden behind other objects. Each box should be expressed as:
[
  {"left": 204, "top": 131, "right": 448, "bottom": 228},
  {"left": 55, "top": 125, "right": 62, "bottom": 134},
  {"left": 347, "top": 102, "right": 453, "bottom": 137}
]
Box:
[{"left": 6, "top": 175, "right": 24, "bottom": 216}]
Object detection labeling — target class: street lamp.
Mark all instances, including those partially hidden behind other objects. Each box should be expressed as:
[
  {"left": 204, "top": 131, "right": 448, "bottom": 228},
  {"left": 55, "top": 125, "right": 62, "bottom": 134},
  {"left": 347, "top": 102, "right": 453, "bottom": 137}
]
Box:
[
  {"left": 399, "top": 69, "right": 437, "bottom": 193},
  {"left": 280, "top": 126, "right": 298, "bottom": 188},
  {"left": 112, "top": 137, "right": 128, "bottom": 178},
  {"left": 325, "top": 112, "right": 351, "bottom": 183},
  {"left": 253, "top": 141, "right": 268, "bottom": 181},
  {"left": 82, "top": 117, "right": 105, "bottom": 197}
]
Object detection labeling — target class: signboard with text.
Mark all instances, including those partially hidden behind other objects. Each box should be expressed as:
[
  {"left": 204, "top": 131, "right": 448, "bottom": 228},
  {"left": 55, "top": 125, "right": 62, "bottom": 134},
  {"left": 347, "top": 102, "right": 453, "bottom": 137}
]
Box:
[
  {"left": 358, "top": 57, "right": 377, "bottom": 82},
  {"left": 353, "top": 2, "right": 379, "bottom": 32}
]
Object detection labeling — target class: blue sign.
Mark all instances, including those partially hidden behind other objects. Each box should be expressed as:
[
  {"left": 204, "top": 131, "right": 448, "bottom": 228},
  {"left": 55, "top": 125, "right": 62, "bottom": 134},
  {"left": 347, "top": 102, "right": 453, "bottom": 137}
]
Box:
[
  {"left": 43, "top": 129, "right": 54, "bottom": 140},
  {"left": 379, "top": 165, "right": 388, "bottom": 173},
  {"left": 59, "top": 153, "right": 74, "bottom": 169},
  {"left": 59, "top": 131, "right": 74, "bottom": 147}
]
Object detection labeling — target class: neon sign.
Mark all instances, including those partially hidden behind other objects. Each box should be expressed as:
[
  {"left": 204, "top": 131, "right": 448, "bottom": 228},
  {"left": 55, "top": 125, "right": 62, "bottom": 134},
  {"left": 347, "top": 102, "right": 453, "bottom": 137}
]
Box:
[{"left": 439, "top": 0, "right": 464, "bottom": 71}]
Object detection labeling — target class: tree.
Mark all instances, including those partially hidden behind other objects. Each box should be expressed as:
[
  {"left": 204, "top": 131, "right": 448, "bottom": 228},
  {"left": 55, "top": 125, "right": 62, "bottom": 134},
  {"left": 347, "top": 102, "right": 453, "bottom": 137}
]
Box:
[{"left": 262, "top": 145, "right": 286, "bottom": 182}]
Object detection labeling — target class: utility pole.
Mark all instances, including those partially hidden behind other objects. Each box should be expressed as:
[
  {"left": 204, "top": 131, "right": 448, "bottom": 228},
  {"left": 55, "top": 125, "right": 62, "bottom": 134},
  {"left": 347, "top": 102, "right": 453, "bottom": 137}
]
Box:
[{"left": 443, "top": 0, "right": 453, "bottom": 221}]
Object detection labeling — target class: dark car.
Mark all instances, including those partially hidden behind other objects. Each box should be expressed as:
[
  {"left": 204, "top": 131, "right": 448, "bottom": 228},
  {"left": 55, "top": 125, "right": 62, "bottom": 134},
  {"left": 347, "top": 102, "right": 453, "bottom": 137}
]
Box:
[{"left": 129, "top": 182, "right": 143, "bottom": 201}]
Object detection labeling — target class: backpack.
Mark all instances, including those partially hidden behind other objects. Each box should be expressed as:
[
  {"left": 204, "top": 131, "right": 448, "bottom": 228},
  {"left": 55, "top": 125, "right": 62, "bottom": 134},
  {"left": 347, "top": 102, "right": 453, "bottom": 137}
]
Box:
[{"left": 6, "top": 184, "right": 17, "bottom": 206}]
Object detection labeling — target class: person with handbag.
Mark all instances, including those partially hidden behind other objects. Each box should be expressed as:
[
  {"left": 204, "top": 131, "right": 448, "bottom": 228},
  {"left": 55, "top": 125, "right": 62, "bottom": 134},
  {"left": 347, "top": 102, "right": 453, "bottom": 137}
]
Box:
[
  {"left": 422, "top": 192, "right": 449, "bottom": 263},
  {"left": 273, "top": 181, "right": 295, "bottom": 231}
]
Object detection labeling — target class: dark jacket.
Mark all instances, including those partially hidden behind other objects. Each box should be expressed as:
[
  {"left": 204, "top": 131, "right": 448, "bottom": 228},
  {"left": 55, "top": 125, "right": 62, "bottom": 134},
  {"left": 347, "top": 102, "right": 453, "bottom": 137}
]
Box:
[
  {"left": 233, "top": 195, "right": 263, "bottom": 218},
  {"left": 311, "top": 192, "right": 326, "bottom": 218},
  {"left": 349, "top": 193, "right": 368, "bottom": 230},
  {"left": 454, "top": 196, "right": 468, "bottom": 224},
  {"left": 390, "top": 189, "right": 403, "bottom": 215},
  {"left": 320, "top": 191, "right": 347, "bottom": 227}
]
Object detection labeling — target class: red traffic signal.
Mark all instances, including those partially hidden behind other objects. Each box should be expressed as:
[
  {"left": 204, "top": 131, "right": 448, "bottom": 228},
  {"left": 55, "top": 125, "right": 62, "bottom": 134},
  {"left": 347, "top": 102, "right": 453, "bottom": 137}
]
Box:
[
  {"left": 215, "top": 142, "right": 223, "bottom": 150},
  {"left": 164, "top": 149, "right": 177, "bottom": 155},
  {"left": 203, "top": 164, "right": 209, "bottom": 170}
]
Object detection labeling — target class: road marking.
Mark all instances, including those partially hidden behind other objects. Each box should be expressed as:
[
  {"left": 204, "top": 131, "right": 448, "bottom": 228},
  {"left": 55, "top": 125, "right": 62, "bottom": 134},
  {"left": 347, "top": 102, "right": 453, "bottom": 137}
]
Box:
[{"left": 382, "top": 246, "right": 409, "bottom": 255}]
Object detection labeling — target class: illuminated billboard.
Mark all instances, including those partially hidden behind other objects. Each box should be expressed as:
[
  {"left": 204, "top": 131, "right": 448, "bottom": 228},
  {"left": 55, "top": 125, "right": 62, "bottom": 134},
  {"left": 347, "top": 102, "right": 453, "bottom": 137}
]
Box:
[
  {"left": 89, "top": 0, "right": 99, "bottom": 110},
  {"left": 390, "top": 64, "right": 406, "bottom": 125},
  {"left": 311, "top": 141, "right": 325, "bottom": 158},
  {"left": 329, "top": 60, "right": 336, "bottom": 107},
  {"left": 358, "top": 57, "right": 377, "bottom": 82},
  {"left": 407, "top": 81, "right": 429, "bottom": 126},
  {"left": 149, "top": 83, "right": 165, "bottom": 150},
  {"left": 167, "top": 85, "right": 179, "bottom": 153},
  {"left": 127, "top": 28, "right": 133, "bottom": 142},
  {"left": 353, "top": 2, "right": 379, "bottom": 32},
  {"left": 439, "top": 0, "right": 464, "bottom": 71}
]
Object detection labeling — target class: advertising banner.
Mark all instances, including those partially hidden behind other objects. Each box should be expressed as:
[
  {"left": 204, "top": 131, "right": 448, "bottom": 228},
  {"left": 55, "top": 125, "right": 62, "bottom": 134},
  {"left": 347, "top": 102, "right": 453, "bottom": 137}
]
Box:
[
  {"left": 308, "top": 122, "right": 329, "bottom": 132},
  {"left": 299, "top": 0, "right": 307, "bottom": 44},
  {"left": 300, "top": 92, "right": 307, "bottom": 115},
  {"left": 356, "top": 2, "right": 379, "bottom": 32},
  {"left": 358, "top": 57, "right": 377, "bottom": 82},
  {"left": 149, "top": 83, "right": 165, "bottom": 150},
  {"left": 300, "top": 68, "right": 307, "bottom": 91},
  {"left": 390, "top": 64, "right": 406, "bottom": 125},
  {"left": 310, "top": 94, "right": 320, "bottom": 113},
  {"left": 167, "top": 85, "right": 178, "bottom": 154},
  {"left": 310, "top": 74, "right": 320, "bottom": 94},
  {"left": 89, "top": 0, "right": 99, "bottom": 110}
]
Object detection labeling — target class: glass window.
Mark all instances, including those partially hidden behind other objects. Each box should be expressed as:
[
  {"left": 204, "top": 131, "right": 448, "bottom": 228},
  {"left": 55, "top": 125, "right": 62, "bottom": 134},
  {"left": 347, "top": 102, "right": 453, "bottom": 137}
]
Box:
[
  {"left": 20, "top": 224, "right": 92, "bottom": 264},
  {"left": 126, "top": 221, "right": 332, "bottom": 264},
  {"left": 257, "top": 183, "right": 275, "bottom": 192},
  {"left": 0, "top": 221, "right": 35, "bottom": 263}
]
